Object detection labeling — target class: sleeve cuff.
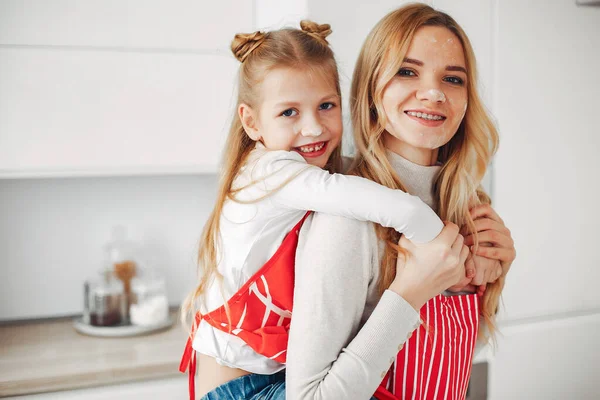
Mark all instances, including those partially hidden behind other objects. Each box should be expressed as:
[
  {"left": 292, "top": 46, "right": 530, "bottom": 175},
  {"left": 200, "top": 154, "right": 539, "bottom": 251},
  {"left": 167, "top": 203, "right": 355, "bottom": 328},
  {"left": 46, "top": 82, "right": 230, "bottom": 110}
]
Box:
[{"left": 345, "top": 290, "right": 421, "bottom": 375}]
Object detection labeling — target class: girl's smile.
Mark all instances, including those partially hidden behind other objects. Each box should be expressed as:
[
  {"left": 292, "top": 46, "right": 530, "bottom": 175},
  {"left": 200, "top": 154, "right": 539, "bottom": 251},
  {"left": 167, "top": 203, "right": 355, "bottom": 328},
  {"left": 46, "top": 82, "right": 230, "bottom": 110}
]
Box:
[
  {"left": 239, "top": 67, "right": 342, "bottom": 169},
  {"left": 293, "top": 141, "right": 328, "bottom": 157}
]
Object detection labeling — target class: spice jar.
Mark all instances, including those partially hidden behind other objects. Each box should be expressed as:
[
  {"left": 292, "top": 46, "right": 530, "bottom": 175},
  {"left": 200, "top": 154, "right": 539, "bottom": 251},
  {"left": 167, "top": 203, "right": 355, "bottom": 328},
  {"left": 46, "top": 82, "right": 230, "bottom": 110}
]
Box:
[{"left": 84, "top": 271, "right": 125, "bottom": 327}]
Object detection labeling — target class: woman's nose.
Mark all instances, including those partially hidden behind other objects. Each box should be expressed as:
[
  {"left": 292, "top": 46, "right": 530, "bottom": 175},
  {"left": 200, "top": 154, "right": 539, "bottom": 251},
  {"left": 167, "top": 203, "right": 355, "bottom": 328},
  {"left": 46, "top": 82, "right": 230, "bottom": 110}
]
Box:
[{"left": 416, "top": 87, "right": 447, "bottom": 103}]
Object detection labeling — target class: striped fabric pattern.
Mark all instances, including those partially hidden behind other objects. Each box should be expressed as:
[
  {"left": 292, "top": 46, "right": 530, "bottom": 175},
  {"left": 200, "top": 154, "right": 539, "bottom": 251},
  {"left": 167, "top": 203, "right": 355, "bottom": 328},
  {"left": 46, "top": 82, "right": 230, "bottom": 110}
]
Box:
[{"left": 376, "top": 293, "right": 480, "bottom": 400}]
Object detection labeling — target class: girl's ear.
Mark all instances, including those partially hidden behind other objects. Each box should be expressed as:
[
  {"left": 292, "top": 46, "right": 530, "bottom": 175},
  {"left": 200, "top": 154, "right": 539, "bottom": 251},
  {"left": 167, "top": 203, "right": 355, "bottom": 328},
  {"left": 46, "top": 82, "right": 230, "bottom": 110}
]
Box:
[{"left": 238, "top": 103, "right": 261, "bottom": 141}]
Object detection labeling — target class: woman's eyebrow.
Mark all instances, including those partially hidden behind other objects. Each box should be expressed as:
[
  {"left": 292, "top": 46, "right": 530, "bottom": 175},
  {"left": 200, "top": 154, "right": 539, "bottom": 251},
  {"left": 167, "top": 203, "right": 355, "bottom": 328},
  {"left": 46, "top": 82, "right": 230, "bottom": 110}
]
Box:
[
  {"left": 446, "top": 65, "right": 467, "bottom": 74},
  {"left": 403, "top": 58, "right": 423, "bottom": 66},
  {"left": 403, "top": 58, "right": 467, "bottom": 74}
]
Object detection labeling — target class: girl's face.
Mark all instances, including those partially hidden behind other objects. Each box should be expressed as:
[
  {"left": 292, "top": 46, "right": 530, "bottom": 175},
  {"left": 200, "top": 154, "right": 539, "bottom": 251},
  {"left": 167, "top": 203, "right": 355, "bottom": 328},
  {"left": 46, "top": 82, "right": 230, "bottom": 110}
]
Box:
[
  {"left": 241, "top": 67, "right": 342, "bottom": 169},
  {"left": 380, "top": 26, "right": 468, "bottom": 166}
]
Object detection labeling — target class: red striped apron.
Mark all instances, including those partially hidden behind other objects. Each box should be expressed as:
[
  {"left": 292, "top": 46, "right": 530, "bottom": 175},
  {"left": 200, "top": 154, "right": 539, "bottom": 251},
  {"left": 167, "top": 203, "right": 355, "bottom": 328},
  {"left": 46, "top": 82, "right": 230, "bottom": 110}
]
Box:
[
  {"left": 374, "top": 293, "right": 481, "bottom": 400},
  {"left": 179, "top": 212, "right": 311, "bottom": 400}
]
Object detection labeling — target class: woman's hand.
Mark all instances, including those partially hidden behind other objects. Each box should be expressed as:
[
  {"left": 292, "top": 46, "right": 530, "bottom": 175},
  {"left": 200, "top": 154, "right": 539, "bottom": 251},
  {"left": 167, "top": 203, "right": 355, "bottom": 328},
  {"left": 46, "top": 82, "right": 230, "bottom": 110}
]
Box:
[
  {"left": 389, "top": 222, "right": 469, "bottom": 310},
  {"left": 463, "top": 204, "right": 516, "bottom": 293}
]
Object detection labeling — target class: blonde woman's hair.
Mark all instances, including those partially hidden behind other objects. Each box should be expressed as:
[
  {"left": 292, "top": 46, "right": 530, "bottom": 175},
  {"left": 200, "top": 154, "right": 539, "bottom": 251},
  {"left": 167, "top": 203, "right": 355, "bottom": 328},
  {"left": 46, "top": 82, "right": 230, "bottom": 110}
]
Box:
[
  {"left": 349, "top": 3, "right": 501, "bottom": 342},
  {"left": 181, "top": 21, "right": 343, "bottom": 332}
]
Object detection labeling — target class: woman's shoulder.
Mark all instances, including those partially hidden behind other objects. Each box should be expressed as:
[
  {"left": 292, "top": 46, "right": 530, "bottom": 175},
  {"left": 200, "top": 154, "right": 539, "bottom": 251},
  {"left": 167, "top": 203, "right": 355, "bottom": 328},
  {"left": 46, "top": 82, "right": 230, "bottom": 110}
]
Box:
[
  {"left": 311, "top": 211, "right": 375, "bottom": 235},
  {"left": 295, "top": 212, "right": 380, "bottom": 295},
  {"left": 299, "top": 212, "right": 378, "bottom": 257}
]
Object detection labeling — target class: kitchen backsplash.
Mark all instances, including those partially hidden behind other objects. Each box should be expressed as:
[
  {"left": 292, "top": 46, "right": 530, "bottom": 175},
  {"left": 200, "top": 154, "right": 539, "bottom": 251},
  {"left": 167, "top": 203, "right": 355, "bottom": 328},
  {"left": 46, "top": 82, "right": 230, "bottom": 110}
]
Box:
[{"left": 0, "top": 174, "right": 218, "bottom": 321}]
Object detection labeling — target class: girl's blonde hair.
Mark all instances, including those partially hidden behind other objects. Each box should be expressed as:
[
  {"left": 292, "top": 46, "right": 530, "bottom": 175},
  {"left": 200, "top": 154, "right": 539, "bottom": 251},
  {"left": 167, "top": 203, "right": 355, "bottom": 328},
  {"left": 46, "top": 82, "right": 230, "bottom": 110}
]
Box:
[
  {"left": 181, "top": 20, "right": 343, "bottom": 331},
  {"left": 349, "top": 3, "right": 501, "bottom": 341}
]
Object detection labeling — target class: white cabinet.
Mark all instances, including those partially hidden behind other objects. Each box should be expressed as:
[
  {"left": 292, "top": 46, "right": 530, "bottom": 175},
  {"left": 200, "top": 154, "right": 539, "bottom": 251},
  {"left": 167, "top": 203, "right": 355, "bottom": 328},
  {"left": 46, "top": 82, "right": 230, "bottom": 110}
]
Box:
[
  {"left": 0, "top": 0, "right": 253, "bottom": 178},
  {"left": 7, "top": 376, "right": 188, "bottom": 400}
]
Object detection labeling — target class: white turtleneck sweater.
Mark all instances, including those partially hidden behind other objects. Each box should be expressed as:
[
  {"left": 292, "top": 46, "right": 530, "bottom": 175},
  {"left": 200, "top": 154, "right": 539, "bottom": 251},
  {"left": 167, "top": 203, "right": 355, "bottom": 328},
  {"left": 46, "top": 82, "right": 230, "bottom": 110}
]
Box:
[{"left": 286, "top": 151, "right": 448, "bottom": 400}]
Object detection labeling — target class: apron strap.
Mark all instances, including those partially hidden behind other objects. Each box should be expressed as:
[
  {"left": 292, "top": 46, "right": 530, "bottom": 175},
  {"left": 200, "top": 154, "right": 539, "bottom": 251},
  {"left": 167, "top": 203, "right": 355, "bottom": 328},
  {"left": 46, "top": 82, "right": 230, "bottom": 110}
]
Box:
[{"left": 179, "top": 312, "right": 202, "bottom": 400}]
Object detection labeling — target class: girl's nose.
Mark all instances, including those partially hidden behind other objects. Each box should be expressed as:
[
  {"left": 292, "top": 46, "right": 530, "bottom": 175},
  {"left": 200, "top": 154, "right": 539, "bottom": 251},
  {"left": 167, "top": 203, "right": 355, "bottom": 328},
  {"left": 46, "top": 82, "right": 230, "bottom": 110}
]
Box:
[
  {"left": 300, "top": 119, "right": 323, "bottom": 137},
  {"left": 416, "top": 88, "right": 447, "bottom": 103}
]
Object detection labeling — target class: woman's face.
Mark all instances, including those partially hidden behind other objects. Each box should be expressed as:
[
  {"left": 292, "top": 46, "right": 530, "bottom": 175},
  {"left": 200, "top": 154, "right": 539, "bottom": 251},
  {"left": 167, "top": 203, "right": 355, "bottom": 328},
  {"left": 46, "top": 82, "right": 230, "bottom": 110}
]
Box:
[{"left": 380, "top": 26, "right": 468, "bottom": 166}]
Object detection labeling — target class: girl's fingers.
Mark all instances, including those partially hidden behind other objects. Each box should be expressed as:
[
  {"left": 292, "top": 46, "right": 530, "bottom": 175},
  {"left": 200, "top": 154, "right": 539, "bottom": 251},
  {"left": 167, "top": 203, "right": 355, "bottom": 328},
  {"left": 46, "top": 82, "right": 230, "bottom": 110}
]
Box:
[
  {"left": 477, "top": 284, "right": 487, "bottom": 297},
  {"left": 483, "top": 266, "right": 493, "bottom": 284},
  {"left": 450, "top": 233, "right": 464, "bottom": 256},
  {"left": 465, "top": 256, "right": 476, "bottom": 278},
  {"left": 459, "top": 244, "right": 470, "bottom": 266},
  {"left": 471, "top": 256, "right": 485, "bottom": 286}
]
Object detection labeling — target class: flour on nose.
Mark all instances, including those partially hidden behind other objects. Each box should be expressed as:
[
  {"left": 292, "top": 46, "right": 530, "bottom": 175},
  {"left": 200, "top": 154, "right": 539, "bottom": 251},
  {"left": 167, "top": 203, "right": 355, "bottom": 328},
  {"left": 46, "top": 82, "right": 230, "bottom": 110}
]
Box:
[{"left": 427, "top": 89, "right": 446, "bottom": 102}]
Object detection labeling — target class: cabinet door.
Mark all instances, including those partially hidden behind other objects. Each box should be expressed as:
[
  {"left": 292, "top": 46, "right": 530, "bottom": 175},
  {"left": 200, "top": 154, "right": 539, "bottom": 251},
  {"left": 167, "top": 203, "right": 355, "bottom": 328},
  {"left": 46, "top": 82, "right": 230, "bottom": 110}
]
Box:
[{"left": 0, "top": 1, "right": 252, "bottom": 178}]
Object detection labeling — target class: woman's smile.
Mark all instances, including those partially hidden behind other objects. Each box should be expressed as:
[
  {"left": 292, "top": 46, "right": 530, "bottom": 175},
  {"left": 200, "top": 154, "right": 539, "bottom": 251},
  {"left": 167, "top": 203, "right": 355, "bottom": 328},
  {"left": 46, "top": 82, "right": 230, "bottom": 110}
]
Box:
[{"left": 404, "top": 109, "right": 447, "bottom": 127}]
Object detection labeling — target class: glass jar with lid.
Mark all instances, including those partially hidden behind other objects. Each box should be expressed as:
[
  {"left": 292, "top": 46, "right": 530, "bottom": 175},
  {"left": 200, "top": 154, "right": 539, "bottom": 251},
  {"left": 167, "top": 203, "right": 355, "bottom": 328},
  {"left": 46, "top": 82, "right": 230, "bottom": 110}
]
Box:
[
  {"left": 129, "top": 269, "right": 169, "bottom": 327},
  {"left": 83, "top": 271, "right": 126, "bottom": 327}
]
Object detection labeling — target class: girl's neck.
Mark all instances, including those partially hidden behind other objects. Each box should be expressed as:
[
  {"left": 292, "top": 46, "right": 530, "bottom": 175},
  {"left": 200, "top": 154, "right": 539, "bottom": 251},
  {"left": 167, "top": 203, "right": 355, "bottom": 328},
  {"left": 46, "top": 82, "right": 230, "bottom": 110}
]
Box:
[{"left": 382, "top": 132, "right": 439, "bottom": 166}]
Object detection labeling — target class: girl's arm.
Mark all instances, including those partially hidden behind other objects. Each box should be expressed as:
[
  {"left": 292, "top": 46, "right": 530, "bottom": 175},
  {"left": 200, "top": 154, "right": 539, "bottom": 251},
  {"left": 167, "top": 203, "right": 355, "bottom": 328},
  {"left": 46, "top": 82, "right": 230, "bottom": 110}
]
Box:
[
  {"left": 286, "top": 213, "right": 421, "bottom": 400},
  {"left": 256, "top": 150, "right": 443, "bottom": 243}
]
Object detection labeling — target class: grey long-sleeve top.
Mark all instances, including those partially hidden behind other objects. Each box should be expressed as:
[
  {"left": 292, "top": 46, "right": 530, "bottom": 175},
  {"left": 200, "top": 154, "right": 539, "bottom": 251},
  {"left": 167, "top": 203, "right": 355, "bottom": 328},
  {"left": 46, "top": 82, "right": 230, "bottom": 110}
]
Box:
[{"left": 286, "top": 151, "right": 444, "bottom": 400}]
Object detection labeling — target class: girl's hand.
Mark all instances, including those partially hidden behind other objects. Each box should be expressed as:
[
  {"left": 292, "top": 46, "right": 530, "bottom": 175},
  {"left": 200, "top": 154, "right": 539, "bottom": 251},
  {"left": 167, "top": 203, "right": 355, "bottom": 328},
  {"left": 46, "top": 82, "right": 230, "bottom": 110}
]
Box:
[
  {"left": 462, "top": 204, "right": 516, "bottom": 291},
  {"left": 390, "top": 222, "right": 469, "bottom": 310}
]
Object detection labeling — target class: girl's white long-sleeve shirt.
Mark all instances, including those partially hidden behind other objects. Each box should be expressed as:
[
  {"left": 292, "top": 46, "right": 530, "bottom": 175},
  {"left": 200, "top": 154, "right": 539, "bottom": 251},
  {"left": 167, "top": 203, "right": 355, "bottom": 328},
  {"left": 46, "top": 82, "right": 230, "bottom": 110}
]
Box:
[{"left": 192, "top": 144, "right": 443, "bottom": 374}]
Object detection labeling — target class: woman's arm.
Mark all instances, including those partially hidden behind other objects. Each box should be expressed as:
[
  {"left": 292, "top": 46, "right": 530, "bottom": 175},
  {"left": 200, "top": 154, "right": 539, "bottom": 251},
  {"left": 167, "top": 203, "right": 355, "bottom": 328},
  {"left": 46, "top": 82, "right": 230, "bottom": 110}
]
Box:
[
  {"left": 286, "top": 214, "right": 467, "bottom": 400},
  {"left": 257, "top": 150, "right": 443, "bottom": 243},
  {"left": 286, "top": 214, "right": 421, "bottom": 400}
]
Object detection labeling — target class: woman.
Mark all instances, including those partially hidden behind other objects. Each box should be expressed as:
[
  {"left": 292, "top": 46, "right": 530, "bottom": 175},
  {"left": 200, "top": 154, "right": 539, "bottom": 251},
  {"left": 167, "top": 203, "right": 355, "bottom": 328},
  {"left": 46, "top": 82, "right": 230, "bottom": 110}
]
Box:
[{"left": 286, "top": 4, "right": 516, "bottom": 399}]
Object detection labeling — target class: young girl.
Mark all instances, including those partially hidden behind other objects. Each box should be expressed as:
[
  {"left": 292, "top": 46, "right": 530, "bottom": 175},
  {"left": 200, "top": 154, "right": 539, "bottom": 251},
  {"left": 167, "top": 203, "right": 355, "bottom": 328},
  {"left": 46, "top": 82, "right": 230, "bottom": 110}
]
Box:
[
  {"left": 286, "top": 4, "right": 516, "bottom": 400},
  {"left": 179, "top": 20, "right": 458, "bottom": 400}
]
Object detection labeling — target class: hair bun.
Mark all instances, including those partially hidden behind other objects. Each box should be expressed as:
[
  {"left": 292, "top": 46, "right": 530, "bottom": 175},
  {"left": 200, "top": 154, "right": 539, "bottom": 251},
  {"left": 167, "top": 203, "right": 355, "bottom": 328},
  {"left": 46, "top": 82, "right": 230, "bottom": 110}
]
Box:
[
  {"left": 231, "top": 31, "right": 266, "bottom": 63},
  {"left": 300, "top": 20, "right": 332, "bottom": 44}
]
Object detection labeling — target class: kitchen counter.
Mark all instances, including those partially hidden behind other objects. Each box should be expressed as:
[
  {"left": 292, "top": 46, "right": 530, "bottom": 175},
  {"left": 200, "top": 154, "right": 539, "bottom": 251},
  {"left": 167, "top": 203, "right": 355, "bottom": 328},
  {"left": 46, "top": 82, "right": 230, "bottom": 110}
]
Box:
[{"left": 0, "top": 312, "right": 188, "bottom": 397}]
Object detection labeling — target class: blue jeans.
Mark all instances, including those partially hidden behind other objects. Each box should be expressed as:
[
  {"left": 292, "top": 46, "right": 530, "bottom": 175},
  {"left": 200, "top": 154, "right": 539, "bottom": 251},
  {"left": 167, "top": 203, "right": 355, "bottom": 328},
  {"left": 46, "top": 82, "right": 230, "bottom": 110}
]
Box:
[{"left": 201, "top": 370, "right": 286, "bottom": 400}]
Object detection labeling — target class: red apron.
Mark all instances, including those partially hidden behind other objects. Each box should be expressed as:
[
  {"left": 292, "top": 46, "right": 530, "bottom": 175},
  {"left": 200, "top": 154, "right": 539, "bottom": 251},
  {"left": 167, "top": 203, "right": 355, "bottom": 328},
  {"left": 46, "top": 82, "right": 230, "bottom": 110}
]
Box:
[
  {"left": 179, "top": 212, "right": 311, "bottom": 400},
  {"left": 374, "top": 293, "right": 481, "bottom": 400}
]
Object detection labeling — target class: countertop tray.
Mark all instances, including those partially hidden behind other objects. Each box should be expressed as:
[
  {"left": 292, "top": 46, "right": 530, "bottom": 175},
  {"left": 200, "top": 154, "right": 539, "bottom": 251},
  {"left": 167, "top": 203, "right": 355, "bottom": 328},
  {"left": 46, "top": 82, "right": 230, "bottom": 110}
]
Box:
[{"left": 73, "top": 315, "right": 174, "bottom": 337}]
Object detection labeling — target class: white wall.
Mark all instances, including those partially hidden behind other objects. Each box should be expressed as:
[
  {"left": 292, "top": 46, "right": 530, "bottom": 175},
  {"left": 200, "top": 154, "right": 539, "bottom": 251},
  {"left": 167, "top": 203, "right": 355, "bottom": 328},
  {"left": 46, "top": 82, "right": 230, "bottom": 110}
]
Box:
[
  {"left": 1, "top": 0, "right": 599, "bottom": 398},
  {"left": 0, "top": 175, "right": 217, "bottom": 319}
]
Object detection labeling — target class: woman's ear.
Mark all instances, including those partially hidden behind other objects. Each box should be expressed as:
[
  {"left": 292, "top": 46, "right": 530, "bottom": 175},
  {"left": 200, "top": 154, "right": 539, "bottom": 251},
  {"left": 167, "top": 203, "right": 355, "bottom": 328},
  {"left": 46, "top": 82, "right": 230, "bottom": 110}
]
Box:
[{"left": 239, "top": 104, "right": 261, "bottom": 141}]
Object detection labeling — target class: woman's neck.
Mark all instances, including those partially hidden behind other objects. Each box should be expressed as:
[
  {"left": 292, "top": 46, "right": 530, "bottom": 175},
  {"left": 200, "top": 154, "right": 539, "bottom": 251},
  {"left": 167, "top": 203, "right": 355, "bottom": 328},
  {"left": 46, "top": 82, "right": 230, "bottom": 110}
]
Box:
[
  {"left": 385, "top": 149, "right": 442, "bottom": 212},
  {"left": 382, "top": 132, "right": 439, "bottom": 166}
]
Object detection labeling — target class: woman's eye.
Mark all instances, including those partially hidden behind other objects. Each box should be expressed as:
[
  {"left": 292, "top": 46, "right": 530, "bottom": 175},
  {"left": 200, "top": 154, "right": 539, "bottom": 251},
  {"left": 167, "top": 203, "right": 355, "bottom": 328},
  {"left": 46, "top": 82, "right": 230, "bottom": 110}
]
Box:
[
  {"left": 319, "top": 102, "right": 335, "bottom": 110},
  {"left": 397, "top": 68, "right": 416, "bottom": 77},
  {"left": 281, "top": 109, "right": 298, "bottom": 117},
  {"left": 444, "top": 76, "right": 465, "bottom": 85}
]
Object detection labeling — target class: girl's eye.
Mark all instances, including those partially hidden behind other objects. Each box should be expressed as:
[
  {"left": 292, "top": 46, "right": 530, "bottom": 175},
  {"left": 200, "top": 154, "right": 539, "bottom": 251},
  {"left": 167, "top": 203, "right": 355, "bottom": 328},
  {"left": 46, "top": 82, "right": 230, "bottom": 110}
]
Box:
[
  {"left": 444, "top": 76, "right": 465, "bottom": 85},
  {"left": 397, "top": 68, "right": 416, "bottom": 77},
  {"left": 319, "top": 102, "right": 335, "bottom": 110},
  {"left": 281, "top": 109, "right": 298, "bottom": 117}
]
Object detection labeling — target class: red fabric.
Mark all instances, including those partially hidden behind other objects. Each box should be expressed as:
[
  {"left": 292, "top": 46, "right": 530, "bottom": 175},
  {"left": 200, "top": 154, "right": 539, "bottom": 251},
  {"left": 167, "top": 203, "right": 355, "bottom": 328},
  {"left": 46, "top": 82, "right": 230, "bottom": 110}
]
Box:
[
  {"left": 179, "top": 212, "right": 311, "bottom": 400},
  {"left": 374, "top": 293, "right": 481, "bottom": 400}
]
